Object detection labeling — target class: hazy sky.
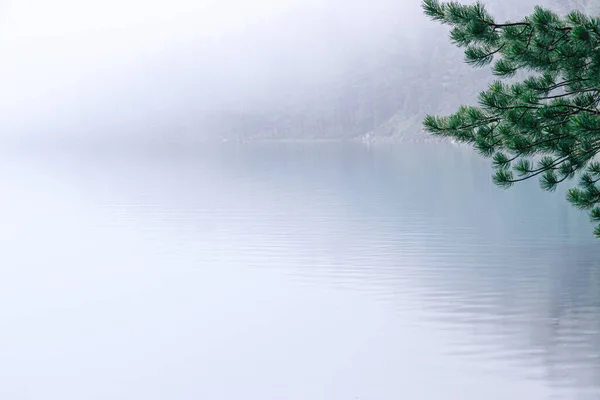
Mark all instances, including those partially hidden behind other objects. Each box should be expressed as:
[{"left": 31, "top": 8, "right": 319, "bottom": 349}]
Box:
[
  {"left": 0, "top": 0, "right": 562, "bottom": 140},
  {"left": 0, "top": 0, "right": 296, "bottom": 124},
  {"left": 0, "top": 0, "right": 423, "bottom": 139}
]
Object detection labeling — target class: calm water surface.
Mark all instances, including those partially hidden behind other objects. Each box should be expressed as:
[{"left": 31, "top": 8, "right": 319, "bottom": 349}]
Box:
[{"left": 0, "top": 142, "right": 599, "bottom": 399}]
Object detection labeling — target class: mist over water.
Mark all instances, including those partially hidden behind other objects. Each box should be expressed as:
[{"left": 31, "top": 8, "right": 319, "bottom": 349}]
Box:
[
  {"left": 1, "top": 0, "right": 600, "bottom": 398},
  {"left": 0, "top": 0, "right": 420, "bottom": 141},
  {"left": 0, "top": 0, "right": 582, "bottom": 142}
]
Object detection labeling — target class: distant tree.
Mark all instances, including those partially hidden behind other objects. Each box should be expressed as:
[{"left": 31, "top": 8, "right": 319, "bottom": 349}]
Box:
[{"left": 422, "top": 0, "right": 600, "bottom": 236}]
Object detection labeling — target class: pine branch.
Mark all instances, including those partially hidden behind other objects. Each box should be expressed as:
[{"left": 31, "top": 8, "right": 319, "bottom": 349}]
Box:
[
  {"left": 538, "top": 89, "right": 599, "bottom": 100},
  {"left": 421, "top": 1, "right": 600, "bottom": 237}
]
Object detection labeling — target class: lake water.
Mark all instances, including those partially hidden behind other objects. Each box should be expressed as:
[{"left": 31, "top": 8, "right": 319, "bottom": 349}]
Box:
[{"left": 1, "top": 141, "right": 599, "bottom": 400}]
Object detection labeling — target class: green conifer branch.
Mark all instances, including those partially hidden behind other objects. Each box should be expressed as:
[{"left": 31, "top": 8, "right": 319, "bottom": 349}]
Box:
[{"left": 422, "top": 0, "right": 600, "bottom": 236}]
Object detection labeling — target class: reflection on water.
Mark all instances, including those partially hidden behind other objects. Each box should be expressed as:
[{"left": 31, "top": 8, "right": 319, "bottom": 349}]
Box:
[{"left": 0, "top": 142, "right": 599, "bottom": 399}]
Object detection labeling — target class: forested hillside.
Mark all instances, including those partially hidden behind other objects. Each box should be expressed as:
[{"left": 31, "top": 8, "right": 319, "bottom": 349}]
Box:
[
  {"left": 365, "top": 0, "right": 600, "bottom": 142},
  {"left": 199, "top": 0, "right": 599, "bottom": 142}
]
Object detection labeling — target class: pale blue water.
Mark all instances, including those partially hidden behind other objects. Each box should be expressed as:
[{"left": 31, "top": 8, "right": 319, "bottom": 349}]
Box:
[{"left": 0, "top": 141, "right": 598, "bottom": 399}]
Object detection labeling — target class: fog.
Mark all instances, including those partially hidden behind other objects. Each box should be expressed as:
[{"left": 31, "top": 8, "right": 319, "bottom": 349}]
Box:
[
  {"left": 0, "top": 0, "right": 423, "bottom": 141},
  {"left": 0, "top": 0, "right": 594, "bottom": 142},
  {"left": 2, "top": 2, "right": 600, "bottom": 399}
]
